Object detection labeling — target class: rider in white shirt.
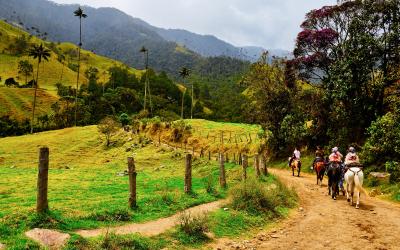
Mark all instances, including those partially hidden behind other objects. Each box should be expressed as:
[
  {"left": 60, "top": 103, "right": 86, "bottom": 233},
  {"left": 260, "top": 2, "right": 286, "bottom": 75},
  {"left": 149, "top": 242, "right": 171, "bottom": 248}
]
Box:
[{"left": 289, "top": 147, "right": 301, "bottom": 167}]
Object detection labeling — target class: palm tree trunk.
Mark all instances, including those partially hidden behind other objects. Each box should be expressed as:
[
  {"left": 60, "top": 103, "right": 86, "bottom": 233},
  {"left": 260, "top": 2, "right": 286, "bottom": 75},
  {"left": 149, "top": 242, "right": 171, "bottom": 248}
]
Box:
[
  {"left": 60, "top": 61, "right": 64, "bottom": 82},
  {"left": 191, "top": 83, "right": 194, "bottom": 119},
  {"left": 75, "top": 17, "right": 82, "bottom": 127},
  {"left": 181, "top": 89, "right": 185, "bottom": 119},
  {"left": 31, "top": 60, "right": 40, "bottom": 134},
  {"left": 144, "top": 52, "right": 148, "bottom": 112}
]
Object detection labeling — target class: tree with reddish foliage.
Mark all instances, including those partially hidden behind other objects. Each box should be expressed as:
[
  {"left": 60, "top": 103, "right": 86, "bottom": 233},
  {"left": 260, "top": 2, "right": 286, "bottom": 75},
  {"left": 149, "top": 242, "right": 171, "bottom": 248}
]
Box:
[{"left": 290, "top": 0, "right": 400, "bottom": 146}]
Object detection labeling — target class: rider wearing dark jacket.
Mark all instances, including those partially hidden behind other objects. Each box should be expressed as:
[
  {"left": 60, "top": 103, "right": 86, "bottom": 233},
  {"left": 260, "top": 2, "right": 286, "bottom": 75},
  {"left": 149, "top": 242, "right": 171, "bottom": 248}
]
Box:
[{"left": 311, "top": 146, "right": 325, "bottom": 169}]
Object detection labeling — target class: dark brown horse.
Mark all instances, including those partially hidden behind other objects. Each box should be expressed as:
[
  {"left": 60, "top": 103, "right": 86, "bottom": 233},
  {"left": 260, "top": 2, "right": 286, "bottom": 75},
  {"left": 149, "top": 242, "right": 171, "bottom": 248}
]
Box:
[
  {"left": 314, "top": 160, "right": 326, "bottom": 185},
  {"left": 327, "top": 162, "right": 341, "bottom": 200}
]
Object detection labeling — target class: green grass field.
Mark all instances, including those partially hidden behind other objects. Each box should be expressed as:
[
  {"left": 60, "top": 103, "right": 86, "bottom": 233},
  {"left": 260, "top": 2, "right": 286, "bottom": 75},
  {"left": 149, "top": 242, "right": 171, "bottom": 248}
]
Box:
[{"left": 0, "top": 123, "right": 246, "bottom": 247}]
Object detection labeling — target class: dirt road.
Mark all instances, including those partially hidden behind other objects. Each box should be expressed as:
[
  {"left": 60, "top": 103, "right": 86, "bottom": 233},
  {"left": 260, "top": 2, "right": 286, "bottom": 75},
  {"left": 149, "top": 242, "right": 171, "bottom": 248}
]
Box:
[
  {"left": 213, "top": 169, "right": 400, "bottom": 250},
  {"left": 76, "top": 200, "right": 225, "bottom": 238}
]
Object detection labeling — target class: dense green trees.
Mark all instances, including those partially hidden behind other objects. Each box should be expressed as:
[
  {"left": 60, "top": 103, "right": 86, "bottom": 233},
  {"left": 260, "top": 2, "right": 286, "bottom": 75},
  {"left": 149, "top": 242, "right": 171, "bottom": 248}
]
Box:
[
  {"left": 289, "top": 0, "right": 400, "bottom": 150},
  {"left": 17, "top": 60, "right": 33, "bottom": 85}
]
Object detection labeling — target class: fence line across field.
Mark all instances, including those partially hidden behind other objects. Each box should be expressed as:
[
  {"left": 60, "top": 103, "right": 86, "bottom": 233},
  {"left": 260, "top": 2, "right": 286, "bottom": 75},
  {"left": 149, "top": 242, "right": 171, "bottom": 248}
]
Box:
[{"left": 28, "top": 146, "right": 267, "bottom": 214}]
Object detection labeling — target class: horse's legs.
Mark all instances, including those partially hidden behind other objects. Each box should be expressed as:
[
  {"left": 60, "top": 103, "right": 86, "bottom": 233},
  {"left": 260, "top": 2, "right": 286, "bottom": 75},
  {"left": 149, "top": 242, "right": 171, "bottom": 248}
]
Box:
[
  {"left": 350, "top": 191, "right": 354, "bottom": 206},
  {"left": 298, "top": 165, "right": 300, "bottom": 177},
  {"left": 346, "top": 182, "right": 350, "bottom": 202}
]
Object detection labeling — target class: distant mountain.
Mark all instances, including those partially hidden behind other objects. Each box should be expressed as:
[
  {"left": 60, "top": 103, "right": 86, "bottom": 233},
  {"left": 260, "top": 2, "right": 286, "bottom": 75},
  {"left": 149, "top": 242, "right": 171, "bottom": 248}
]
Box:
[
  {"left": 153, "top": 28, "right": 292, "bottom": 62},
  {"left": 0, "top": 0, "right": 290, "bottom": 75}
]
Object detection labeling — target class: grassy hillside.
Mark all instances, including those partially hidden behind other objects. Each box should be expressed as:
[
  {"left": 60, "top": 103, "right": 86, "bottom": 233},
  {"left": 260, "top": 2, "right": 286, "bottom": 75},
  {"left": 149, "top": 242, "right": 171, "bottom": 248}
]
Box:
[
  {"left": 0, "top": 87, "right": 58, "bottom": 120},
  {"left": 0, "top": 20, "right": 140, "bottom": 119}
]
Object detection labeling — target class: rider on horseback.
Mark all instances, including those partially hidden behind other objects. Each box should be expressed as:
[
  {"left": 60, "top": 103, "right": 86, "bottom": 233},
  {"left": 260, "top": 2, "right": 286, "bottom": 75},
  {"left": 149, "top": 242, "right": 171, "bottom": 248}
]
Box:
[
  {"left": 329, "top": 147, "right": 343, "bottom": 163},
  {"left": 345, "top": 147, "right": 361, "bottom": 169},
  {"left": 311, "top": 146, "right": 325, "bottom": 169},
  {"left": 288, "top": 147, "right": 301, "bottom": 167}
]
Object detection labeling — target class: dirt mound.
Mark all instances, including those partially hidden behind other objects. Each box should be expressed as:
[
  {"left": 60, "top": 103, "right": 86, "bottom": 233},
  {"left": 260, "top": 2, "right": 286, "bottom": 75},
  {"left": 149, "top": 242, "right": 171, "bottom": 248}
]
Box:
[{"left": 25, "top": 228, "right": 70, "bottom": 250}]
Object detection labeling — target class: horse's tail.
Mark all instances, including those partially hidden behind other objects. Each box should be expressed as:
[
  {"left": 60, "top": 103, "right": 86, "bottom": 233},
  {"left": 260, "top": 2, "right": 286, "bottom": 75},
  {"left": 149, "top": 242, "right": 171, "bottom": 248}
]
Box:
[{"left": 354, "top": 172, "right": 368, "bottom": 196}]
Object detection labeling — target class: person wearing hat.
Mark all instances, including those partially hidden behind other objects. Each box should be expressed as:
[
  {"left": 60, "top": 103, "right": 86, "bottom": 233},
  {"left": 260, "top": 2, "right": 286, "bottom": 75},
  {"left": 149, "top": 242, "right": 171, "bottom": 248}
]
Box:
[
  {"left": 329, "top": 147, "right": 343, "bottom": 162},
  {"left": 345, "top": 146, "right": 360, "bottom": 168}
]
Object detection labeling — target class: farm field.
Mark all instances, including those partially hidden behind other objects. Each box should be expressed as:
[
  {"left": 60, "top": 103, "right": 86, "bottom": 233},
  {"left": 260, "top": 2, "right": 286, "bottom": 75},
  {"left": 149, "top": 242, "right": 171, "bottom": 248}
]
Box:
[
  {"left": 0, "top": 121, "right": 257, "bottom": 248},
  {"left": 0, "top": 87, "right": 58, "bottom": 120}
]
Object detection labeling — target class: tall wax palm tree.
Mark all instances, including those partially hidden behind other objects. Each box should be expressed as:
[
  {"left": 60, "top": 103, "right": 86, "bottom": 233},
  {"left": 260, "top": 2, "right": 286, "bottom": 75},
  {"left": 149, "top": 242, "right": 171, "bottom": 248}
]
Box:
[
  {"left": 57, "top": 54, "right": 66, "bottom": 82},
  {"left": 179, "top": 67, "right": 191, "bottom": 119},
  {"left": 140, "top": 46, "right": 153, "bottom": 115},
  {"left": 73, "top": 6, "right": 87, "bottom": 126},
  {"left": 28, "top": 44, "right": 51, "bottom": 133}
]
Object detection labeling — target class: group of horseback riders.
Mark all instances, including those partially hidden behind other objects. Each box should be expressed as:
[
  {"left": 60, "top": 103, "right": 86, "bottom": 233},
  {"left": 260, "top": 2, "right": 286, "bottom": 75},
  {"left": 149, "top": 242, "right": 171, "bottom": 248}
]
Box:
[
  {"left": 288, "top": 145, "right": 365, "bottom": 208},
  {"left": 289, "top": 146, "right": 362, "bottom": 193}
]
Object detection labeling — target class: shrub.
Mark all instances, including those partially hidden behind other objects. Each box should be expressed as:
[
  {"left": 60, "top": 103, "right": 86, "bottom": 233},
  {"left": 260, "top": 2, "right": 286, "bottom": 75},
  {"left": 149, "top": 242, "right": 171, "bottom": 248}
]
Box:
[
  {"left": 363, "top": 112, "right": 400, "bottom": 165},
  {"left": 204, "top": 174, "right": 218, "bottom": 196},
  {"left": 177, "top": 212, "right": 209, "bottom": 244},
  {"left": 118, "top": 113, "right": 130, "bottom": 126},
  {"left": 88, "top": 208, "right": 132, "bottom": 222},
  {"left": 100, "top": 233, "right": 159, "bottom": 250},
  {"left": 229, "top": 177, "right": 296, "bottom": 216},
  {"left": 98, "top": 116, "right": 120, "bottom": 147},
  {"left": 386, "top": 161, "right": 400, "bottom": 183}
]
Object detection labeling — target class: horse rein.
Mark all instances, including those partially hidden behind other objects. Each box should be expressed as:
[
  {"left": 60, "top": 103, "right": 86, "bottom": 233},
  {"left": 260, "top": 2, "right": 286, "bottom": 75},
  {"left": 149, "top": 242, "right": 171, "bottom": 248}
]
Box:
[{"left": 348, "top": 167, "right": 362, "bottom": 176}]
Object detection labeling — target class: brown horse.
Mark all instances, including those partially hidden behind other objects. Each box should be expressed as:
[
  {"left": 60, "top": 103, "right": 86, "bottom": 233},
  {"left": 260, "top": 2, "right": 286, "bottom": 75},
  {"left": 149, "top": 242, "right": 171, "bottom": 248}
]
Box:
[
  {"left": 314, "top": 160, "right": 326, "bottom": 185},
  {"left": 290, "top": 159, "right": 301, "bottom": 177}
]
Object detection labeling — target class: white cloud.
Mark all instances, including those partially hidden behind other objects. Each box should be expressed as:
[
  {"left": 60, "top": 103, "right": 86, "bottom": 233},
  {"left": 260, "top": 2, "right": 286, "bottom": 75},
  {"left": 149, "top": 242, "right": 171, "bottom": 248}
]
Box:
[{"left": 51, "top": 0, "right": 336, "bottom": 50}]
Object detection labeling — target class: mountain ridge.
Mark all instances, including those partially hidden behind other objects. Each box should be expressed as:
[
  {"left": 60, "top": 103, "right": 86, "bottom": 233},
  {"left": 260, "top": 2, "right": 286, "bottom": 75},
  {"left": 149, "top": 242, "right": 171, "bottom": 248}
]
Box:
[{"left": 0, "top": 0, "right": 290, "bottom": 75}]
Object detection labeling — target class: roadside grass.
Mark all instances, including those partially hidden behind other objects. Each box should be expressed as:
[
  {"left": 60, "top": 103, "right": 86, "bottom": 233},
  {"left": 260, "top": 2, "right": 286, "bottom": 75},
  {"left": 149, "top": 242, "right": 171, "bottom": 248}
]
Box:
[
  {"left": 0, "top": 125, "right": 232, "bottom": 246},
  {"left": 64, "top": 233, "right": 169, "bottom": 250},
  {"left": 154, "top": 172, "right": 298, "bottom": 249}
]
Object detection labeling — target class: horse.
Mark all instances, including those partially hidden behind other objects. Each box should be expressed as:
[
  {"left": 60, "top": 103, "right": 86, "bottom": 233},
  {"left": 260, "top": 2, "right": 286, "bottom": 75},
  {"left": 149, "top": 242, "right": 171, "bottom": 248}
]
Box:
[
  {"left": 314, "top": 159, "right": 326, "bottom": 185},
  {"left": 327, "top": 161, "right": 341, "bottom": 200},
  {"left": 344, "top": 166, "right": 365, "bottom": 209},
  {"left": 290, "top": 159, "right": 301, "bottom": 177}
]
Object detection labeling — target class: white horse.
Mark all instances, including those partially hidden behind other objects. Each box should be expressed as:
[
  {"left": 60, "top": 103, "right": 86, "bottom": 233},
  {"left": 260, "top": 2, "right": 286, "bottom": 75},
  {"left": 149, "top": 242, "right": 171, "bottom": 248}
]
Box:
[{"left": 344, "top": 167, "right": 365, "bottom": 209}]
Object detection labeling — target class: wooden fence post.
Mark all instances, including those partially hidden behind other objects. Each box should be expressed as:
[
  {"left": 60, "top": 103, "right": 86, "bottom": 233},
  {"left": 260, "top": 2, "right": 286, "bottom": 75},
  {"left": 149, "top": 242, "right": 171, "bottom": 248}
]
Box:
[
  {"left": 254, "top": 154, "right": 261, "bottom": 178},
  {"left": 242, "top": 154, "right": 248, "bottom": 181},
  {"left": 128, "top": 157, "right": 137, "bottom": 208},
  {"left": 261, "top": 154, "right": 268, "bottom": 176},
  {"left": 219, "top": 153, "right": 227, "bottom": 188},
  {"left": 225, "top": 153, "right": 229, "bottom": 163},
  {"left": 37, "top": 147, "right": 49, "bottom": 213},
  {"left": 208, "top": 151, "right": 211, "bottom": 161},
  {"left": 184, "top": 154, "right": 192, "bottom": 194},
  {"left": 239, "top": 152, "right": 242, "bottom": 165}
]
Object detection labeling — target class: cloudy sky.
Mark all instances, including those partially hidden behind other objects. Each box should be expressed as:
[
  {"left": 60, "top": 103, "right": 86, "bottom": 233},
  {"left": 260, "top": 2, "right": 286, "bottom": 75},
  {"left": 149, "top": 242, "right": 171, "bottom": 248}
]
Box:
[{"left": 52, "top": 0, "right": 335, "bottom": 50}]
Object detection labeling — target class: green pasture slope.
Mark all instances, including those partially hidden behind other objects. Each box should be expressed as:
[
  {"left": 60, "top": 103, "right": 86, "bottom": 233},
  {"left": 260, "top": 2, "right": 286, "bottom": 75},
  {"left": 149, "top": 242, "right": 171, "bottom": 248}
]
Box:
[
  {"left": 0, "top": 20, "right": 141, "bottom": 120},
  {"left": 0, "top": 123, "right": 246, "bottom": 247}
]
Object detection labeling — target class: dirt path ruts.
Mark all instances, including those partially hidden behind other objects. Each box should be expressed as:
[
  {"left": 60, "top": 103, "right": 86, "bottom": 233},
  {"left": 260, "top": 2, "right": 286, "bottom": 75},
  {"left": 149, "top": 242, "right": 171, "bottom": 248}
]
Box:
[
  {"left": 76, "top": 200, "right": 225, "bottom": 238},
  {"left": 213, "top": 168, "right": 400, "bottom": 250}
]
